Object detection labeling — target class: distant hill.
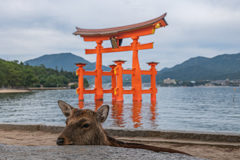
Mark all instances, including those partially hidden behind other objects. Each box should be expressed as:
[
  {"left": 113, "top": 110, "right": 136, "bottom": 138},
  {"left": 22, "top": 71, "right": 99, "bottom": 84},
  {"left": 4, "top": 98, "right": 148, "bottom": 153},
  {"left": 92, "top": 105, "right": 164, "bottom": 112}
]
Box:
[
  {"left": 24, "top": 53, "right": 110, "bottom": 72},
  {"left": 142, "top": 52, "right": 240, "bottom": 82},
  {"left": 24, "top": 53, "right": 111, "bottom": 84}
]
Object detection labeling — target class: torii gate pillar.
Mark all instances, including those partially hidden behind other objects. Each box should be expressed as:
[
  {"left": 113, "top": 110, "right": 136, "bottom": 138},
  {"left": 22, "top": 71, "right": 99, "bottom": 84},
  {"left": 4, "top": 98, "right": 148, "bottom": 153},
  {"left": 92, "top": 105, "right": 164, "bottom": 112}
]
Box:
[
  {"left": 131, "top": 36, "right": 142, "bottom": 101},
  {"left": 95, "top": 40, "right": 103, "bottom": 101}
]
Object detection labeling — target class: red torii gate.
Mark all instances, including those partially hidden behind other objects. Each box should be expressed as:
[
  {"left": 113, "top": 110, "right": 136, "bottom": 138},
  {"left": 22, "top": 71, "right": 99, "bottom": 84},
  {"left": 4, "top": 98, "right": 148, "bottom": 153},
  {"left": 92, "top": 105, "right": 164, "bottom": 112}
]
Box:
[{"left": 74, "top": 13, "right": 168, "bottom": 102}]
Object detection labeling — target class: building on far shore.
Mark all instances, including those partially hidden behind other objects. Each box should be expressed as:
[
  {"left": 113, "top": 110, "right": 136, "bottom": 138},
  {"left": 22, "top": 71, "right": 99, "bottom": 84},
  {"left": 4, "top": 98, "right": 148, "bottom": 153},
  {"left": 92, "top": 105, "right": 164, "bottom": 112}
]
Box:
[
  {"left": 68, "top": 82, "right": 78, "bottom": 89},
  {"left": 205, "top": 83, "right": 215, "bottom": 87},
  {"left": 163, "top": 78, "right": 176, "bottom": 84}
]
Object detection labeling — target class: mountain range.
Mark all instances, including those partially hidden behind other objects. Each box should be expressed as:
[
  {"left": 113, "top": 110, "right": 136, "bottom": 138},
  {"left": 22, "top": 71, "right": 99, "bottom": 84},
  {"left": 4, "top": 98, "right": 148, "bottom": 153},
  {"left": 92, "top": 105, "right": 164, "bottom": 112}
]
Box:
[
  {"left": 24, "top": 52, "right": 240, "bottom": 83},
  {"left": 24, "top": 53, "right": 111, "bottom": 83},
  {"left": 152, "top": 53, "right": 240, "bottom": 82},
  {"left": 24, "top": 53, "right": 110, "bottom": 72}
]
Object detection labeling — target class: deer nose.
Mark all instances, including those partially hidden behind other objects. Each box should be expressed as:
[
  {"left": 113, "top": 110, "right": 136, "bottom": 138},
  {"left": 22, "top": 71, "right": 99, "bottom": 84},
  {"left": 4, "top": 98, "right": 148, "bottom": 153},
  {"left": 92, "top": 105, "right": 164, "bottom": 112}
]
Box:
[{"left": 57, "top": 138, "right": 64, "bottom": 145}]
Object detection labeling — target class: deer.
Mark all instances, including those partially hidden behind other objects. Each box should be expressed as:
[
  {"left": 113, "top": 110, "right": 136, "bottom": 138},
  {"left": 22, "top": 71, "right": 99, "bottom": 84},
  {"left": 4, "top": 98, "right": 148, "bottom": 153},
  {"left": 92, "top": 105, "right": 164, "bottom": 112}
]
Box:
[{"left": 56, "top": 100, "right": 191, "bottom": 156}]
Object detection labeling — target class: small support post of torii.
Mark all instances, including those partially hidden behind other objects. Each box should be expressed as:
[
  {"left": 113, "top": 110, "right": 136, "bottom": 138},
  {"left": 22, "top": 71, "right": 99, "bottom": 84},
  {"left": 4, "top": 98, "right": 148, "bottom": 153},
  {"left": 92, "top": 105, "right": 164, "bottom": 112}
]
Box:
[
  {"left": 147, "top": 62, "right": 158, "bottom": 101},
  {"left": 114, "top": 60, "right": 125, "bottom": 102},
  {"left": 76, "top": 63, "right": 86, "bottom": 101},
  {"left": 109, "top": 64, "right": 117, "bottom": 101}
]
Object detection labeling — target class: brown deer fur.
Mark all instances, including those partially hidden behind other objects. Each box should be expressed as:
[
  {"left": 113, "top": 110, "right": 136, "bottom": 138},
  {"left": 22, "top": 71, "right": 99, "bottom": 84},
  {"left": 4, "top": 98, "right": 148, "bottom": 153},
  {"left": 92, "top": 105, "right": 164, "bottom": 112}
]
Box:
[{"left": 57, "top": 100, "right": 191, "bottom": 156}]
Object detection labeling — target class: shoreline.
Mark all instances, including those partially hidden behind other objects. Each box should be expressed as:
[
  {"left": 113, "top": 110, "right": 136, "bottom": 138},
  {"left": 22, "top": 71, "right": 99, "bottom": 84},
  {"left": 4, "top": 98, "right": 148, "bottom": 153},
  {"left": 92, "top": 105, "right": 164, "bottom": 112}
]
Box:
[
  {"left": 0, "top": 123, "right": 239, "bottom": 160},
  {"left": 159, "top": 86, "right": 236, "bottom": 88},
  {"left": 0, "top": 123, "right": 239, "bottom": 143},
  {"left": 0, "top": 89, "right": 32, "bottom": 93},
  {"left": 29, "top": 87, "right": 68, "bottom": 90},
  {"left": 0, "top": 88, "right": 69, "bottom": 93}
]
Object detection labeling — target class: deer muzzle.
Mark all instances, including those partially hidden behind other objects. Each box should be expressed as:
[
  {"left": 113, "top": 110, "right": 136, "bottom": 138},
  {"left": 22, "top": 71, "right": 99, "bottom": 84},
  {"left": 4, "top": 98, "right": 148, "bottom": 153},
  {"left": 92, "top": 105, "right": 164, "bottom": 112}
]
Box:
[{"left": 56, "top": 138, "right": 64, "bottom": 145}]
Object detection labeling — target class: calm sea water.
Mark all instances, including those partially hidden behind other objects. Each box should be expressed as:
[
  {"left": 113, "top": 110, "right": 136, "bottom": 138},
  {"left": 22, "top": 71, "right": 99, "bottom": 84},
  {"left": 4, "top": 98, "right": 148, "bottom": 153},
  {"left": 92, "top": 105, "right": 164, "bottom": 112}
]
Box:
[{"left": 0, "top": 87, "right": 239, "bottom": 133}]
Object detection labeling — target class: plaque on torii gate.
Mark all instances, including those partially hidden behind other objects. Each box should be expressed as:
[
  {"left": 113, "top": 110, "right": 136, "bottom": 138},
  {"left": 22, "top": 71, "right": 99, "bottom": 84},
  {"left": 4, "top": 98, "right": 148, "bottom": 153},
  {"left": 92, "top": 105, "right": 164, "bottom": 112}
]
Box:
[{"left": 74, "top": 13, "right": 168, "bottom": 101}]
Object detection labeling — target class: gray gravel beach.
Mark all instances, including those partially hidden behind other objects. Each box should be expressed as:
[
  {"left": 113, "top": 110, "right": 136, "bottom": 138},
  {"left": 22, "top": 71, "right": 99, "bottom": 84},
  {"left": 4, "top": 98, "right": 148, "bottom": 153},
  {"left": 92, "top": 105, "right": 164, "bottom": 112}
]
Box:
[{"left": 0, "top": 144, "right": 206, "bottom": 160}]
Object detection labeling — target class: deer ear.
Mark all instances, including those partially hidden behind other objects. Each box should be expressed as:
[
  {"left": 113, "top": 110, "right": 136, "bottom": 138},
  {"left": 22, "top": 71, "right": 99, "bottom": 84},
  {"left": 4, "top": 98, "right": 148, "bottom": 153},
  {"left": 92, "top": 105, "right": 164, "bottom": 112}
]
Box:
[
  {"left": 96, "top": 105, "right": 109, "bottom": 123},
  {"left": 58, "top": 100, "right": 75, "bottom": 117}
]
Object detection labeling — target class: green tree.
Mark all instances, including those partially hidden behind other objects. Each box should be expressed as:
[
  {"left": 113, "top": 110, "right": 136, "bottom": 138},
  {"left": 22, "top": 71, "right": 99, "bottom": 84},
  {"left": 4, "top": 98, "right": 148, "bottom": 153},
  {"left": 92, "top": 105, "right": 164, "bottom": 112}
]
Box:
[
  {"left": 24, "top": 68, "right": 39, "bottom": 86},
  {"left": 39, "top": 77, "right": 46, "bottom": 85},
  {"left": 43, "top": 75, "right": 58, "bottom": 87},
  {"left": 84, "top": 78, "right": 89, "bottom": 88},
  {"left": 0, "top": 59, "right": 90, "bottom": 89}
]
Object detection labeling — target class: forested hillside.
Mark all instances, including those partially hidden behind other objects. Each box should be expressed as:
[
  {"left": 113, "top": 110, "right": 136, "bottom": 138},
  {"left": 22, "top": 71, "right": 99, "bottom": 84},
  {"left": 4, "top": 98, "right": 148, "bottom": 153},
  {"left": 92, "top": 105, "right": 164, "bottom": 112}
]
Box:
[{"left": 0, "top": 59, "right": 89, "bottom": 88}]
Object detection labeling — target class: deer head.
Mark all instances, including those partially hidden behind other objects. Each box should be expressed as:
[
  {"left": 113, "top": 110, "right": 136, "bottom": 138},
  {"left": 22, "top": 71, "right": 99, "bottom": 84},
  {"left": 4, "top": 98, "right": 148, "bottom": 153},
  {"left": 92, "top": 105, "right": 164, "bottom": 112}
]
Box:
[{"left": 56, "top": 100, "right": 110, "bottom": 146}]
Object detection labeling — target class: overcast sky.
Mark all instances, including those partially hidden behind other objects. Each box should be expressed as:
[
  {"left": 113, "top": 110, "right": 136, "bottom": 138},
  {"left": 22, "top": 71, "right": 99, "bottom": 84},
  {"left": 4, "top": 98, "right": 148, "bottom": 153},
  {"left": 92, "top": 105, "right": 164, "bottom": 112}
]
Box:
[{"left": 0, "top": 0, "right": 240, "bottom": 70}]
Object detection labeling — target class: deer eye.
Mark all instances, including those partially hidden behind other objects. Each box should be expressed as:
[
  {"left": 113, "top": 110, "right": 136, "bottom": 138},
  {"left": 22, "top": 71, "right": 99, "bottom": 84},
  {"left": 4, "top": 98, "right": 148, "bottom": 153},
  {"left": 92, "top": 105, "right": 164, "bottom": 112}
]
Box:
[{"left": 82, "top": 123, "right": 90, "bottom": 128}]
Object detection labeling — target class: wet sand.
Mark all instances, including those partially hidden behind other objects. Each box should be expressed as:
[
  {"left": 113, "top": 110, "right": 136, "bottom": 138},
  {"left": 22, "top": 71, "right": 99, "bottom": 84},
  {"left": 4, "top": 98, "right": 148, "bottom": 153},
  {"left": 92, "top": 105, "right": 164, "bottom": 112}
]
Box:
[{"left": 0, "top": 129, "right": 239, "bottom": 160}]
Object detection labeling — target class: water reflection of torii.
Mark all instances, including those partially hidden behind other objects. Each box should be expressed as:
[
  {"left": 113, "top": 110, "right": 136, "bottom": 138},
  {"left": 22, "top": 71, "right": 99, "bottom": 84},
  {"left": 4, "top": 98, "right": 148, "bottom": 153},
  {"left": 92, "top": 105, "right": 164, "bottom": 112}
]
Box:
[{"left": 78, "top": 101, "right": 157, "bottom": 128}]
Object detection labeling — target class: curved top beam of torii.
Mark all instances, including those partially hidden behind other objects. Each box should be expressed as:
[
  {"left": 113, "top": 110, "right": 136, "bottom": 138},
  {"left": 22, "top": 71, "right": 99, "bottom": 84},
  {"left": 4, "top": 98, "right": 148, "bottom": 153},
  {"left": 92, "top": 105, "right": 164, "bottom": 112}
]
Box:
[{"left": 73, "top": 13, "right": 168, "bottom": 41}]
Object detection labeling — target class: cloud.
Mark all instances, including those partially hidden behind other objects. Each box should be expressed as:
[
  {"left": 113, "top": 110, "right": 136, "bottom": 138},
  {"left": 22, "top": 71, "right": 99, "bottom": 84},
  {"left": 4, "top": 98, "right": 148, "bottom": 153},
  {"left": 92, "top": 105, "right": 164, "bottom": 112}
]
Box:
[{"left": 0, "top": 0, "right": 240, "bottom": 70}]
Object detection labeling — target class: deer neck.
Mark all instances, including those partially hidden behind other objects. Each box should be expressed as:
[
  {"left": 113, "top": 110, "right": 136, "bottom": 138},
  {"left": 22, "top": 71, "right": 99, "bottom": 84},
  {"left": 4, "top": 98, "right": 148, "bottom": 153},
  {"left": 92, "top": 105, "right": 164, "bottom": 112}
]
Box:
[
  {"left": 92, "top": 125, "right": 110, "bottom": 145},
  {"left": 106, "top": 134, "right": 126, "bottom": 147},
  {"left": 106, "top": 134, "right": 191, "bottom": 156}
]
